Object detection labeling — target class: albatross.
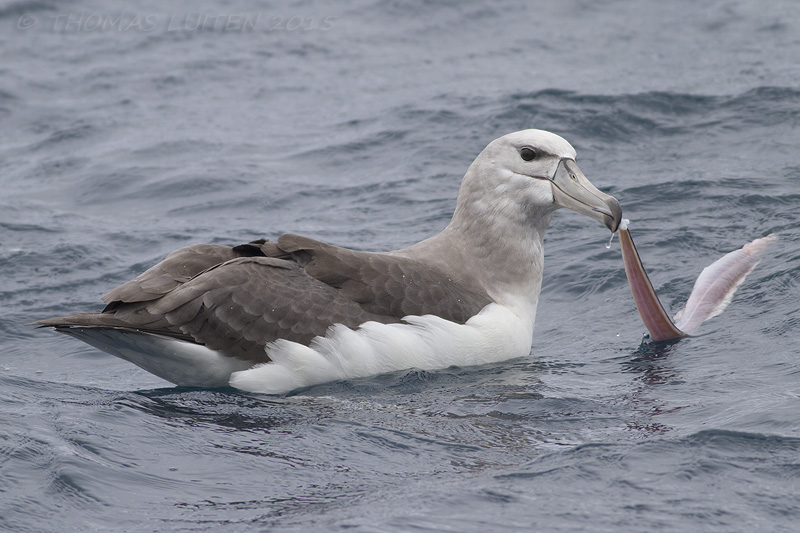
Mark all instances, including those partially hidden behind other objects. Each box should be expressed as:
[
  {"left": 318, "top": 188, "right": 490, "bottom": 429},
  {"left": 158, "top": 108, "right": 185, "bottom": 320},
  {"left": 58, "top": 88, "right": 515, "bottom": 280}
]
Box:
[{"left": 34, "top": 129, "right": 622, "bottom": 394}]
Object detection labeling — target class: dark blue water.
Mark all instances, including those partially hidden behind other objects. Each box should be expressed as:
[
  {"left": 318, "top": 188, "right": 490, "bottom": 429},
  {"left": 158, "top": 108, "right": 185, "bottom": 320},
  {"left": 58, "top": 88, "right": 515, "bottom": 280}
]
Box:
[{"left": 2, "top": 0, "right": 800, "bottom": 531}]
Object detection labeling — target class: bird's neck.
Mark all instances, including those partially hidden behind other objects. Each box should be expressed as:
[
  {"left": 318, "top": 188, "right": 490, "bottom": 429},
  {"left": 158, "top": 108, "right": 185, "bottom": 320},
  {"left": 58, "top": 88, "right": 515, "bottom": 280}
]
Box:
[
  {"left": 452, "top": 198, "right": 552, "bottom": 302},
  {"left": 399, "top": 199, "right": 553, "bottom": 317}
]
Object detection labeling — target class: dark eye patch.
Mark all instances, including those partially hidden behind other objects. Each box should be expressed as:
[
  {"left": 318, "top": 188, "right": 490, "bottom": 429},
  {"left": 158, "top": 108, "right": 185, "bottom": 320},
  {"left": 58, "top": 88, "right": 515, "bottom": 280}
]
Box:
[{"left": 520, "top": 147, "right": 537, "bottom": 161}]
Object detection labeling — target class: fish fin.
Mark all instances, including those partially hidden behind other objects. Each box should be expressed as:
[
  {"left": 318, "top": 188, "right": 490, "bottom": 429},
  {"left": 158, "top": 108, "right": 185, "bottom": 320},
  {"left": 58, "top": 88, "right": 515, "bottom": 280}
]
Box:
[{"left": 672, "top": 234, "right": 778, "bottom": 334}]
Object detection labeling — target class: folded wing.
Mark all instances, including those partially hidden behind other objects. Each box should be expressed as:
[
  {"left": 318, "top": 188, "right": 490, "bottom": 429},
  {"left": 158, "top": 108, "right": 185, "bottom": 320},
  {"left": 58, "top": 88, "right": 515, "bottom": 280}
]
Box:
[{"left": 34, "top": 236, "right": 492, "bottom": 363}]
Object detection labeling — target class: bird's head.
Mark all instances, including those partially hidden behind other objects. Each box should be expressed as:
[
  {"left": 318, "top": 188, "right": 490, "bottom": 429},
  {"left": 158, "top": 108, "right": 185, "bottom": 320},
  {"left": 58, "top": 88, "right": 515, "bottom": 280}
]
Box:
[{"left": 457, "top": 129, "right": 622, "bottom": 232}]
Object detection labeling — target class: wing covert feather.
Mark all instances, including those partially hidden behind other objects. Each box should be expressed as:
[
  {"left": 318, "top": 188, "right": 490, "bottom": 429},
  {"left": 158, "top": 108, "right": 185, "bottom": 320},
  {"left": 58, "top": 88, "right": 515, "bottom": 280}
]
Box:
[
  {"left": 277, "top": 234, "right": 491, "bottom": 323},
  {"left": 42, "top": 235, "right": 492, "bottom": 364},
  {"left": 102, "top": 244, "right": 246, "bottom": 306},
  {"left": 105, "top": 256, "right": 397, "bottom": 362}
]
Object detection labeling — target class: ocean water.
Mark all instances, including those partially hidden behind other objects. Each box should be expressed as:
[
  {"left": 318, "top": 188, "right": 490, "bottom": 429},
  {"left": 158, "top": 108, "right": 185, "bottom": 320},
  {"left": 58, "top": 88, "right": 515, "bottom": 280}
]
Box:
[{"left": 2, "top": 0, "right": 800, "bottom": 531}]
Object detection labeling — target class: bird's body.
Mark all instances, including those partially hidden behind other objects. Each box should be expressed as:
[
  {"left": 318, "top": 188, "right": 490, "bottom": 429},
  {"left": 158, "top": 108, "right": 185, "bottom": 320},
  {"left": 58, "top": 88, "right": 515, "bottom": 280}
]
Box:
[{"left": 34, "top": 130, "right": 622, "bottom": 394}]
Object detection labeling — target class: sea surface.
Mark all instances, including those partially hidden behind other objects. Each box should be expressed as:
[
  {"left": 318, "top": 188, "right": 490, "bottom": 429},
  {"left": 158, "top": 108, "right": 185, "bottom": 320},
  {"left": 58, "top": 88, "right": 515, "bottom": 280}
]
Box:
[{"left": 2, "top": 0, "right": 800, "bottom": 531}]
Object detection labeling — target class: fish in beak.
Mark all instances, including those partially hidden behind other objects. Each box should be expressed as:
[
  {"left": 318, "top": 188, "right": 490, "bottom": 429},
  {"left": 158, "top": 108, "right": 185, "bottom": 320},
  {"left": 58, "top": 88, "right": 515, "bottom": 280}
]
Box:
[{"left": 618, "top": 219, "right": 777, "bottom": 342}]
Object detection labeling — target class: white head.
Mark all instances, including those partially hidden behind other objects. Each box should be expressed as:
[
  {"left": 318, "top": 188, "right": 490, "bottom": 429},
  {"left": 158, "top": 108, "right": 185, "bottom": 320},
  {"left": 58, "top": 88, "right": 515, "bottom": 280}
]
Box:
[{"left": 452, "top": 129, "right": 621, "bottom": 233}]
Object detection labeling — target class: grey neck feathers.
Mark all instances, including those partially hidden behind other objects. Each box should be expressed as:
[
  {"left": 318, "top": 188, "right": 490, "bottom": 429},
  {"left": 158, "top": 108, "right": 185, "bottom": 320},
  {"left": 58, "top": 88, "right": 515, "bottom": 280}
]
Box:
[{"left": 396, "top": 171, "right": 554, "bottom": 308}]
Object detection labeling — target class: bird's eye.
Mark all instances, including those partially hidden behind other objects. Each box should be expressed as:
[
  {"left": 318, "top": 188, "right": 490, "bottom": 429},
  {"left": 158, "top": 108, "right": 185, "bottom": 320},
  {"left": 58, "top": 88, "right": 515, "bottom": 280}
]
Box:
[{"left": 520, "top": 147, "right": 537, "bottom": 161}]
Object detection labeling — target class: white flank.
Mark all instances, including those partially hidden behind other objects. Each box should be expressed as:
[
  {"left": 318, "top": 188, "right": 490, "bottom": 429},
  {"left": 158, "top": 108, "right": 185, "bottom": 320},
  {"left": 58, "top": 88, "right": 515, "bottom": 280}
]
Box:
[
  {"left": 673, "top": 234, "right": 778, "bottom": 334},
  {"left": 229, "top": 303, "right": 534, "bottom": 395}
]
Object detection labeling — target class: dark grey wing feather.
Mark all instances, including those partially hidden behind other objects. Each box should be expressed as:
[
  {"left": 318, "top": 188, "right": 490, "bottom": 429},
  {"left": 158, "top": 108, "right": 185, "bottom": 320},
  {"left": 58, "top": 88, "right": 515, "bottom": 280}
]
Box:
[
  {"left": 38, "top": 255, "right": 398, "bottom": 363},
  {"left": 277, "top": 234, "right": 491, "bottom": 323},
  {"left": 102, "top": 244, "right": 246, "bottom": 306},
  {"left": 35, "top": 235, "right": 491, "bottom": 364}
]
